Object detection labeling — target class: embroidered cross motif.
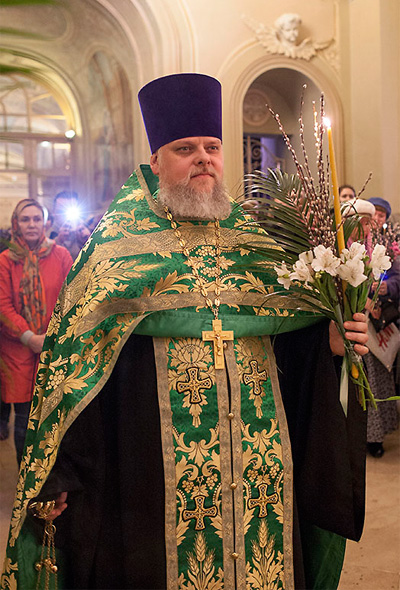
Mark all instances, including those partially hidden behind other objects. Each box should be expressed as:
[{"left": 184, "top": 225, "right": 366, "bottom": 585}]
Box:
[
  {"left": 243, "top": 360, "right": 267, "bottom": 395},
  {"left": 176, "top": 367, "right": 212, "bottom": 404},
  {"left": 202, "top": 319, "right": 234, "bottom": 369},
  {"left": 182, "top": 495, "right": 218, "bottom": 530},
  {"left": 248, "top": 483, "right": 279, "bottom": 518}
]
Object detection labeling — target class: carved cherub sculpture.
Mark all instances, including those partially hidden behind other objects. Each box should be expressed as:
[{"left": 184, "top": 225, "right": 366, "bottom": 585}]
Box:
[{"left": 243, "top": 12, "right": 332, "bottom": 61}]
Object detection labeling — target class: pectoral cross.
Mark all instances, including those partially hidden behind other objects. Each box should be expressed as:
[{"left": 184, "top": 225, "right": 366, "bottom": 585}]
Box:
[{"left": 202, "top": 319, "right": 234, "bottom": 370}]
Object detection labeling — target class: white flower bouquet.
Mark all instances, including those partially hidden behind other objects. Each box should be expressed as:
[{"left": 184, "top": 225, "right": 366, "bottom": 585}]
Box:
[
  {"left": 242, "top": 90, "right": 396, "bottom": 410},
  {"left": 274, "top": 243, "right": 391, "bottom": 409}
]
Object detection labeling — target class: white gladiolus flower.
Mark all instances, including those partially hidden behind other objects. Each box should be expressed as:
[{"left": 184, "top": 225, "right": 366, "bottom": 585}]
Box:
[
  {"left": 290, "top": 257, "right": 314, "bottom": 284},
  {"left": 341, "top": 242, "right": 367, "bottom": 262},
  {"left": 311, "top": 245, "right": 341, "bottom": 276},
  {"left": 299, "top": 250, "right": 314, "bottom": 264},
  {"left": 370, "top": 244, "right": 391, "bottom": 279},
  {"left": 337, "top": 257, "right": 368, "bottom": 287},
  {"left": 275, "top": 262, "right": 292, "bottom": 289}
]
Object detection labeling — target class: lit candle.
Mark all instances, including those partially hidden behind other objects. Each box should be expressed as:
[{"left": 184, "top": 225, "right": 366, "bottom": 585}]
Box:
[
  {"left": 324, "top": 119, "right": 345, "bottom": 253},
  {"left": 325, "top": 120, "right": 358, "bottom": 381}
]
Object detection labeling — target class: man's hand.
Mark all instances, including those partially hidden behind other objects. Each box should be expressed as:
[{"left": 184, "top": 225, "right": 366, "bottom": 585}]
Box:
[
  {"left": 329, "top": 312, "right": 369, "bottom": 357},
  {"left": 28, "top": 333, "right": 46, "bottom": 354},
  {"left": 45, "top": 492, "right": 68, "bottom": 520}
]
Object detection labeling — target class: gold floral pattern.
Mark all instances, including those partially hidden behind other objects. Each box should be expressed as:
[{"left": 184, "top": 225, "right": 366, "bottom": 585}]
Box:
[
  {"left": 142, "top": 271, "right": 191, "bottom": 298},
  {"left": 118, "top": 188, "right": 145, "bottom": 202},
  {"left": 168, "top": 339, "right": 213, "bottom": 373},
  {"left": 1, "top": 557, "right": 18, "bottom": 590},
  {"left": 45, "top": 369, "right": 66, "bottom": 390},
  {"left": 46, "top": 301, "right": 62, "bottom": 337},
  {"left": 59, "top": 258, "right": 159, "bottom": 344},
  {"left": 97, "top": 208, "right": 160, "bottom": 238},
  {"left": 178, "top": 532, "right": 224, "bottom": 590},
  {"left": 246, "top": 519, "right": 284, "bottom": 590}
]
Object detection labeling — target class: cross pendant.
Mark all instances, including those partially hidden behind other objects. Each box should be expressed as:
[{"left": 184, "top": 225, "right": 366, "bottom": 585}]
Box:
[{"left": 202, "top": 319, "right": 234, "bottom": 370}]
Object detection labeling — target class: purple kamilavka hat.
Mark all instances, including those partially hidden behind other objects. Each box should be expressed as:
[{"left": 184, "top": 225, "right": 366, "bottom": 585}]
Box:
[{"left": 138, "top": 73, "right": 222, "bottom": 153}]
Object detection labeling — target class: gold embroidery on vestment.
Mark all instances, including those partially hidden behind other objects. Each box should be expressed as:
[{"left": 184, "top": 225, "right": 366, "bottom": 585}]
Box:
[
  {"left": 247, "top": 482, "right": 279, "bottom": 518},
  {"left": 153, "top": 338, "right": 179, "bottom": 587},
  {"left": 216, "top": 342, "right": 245, "bottom": 586},
  {"left": 262, "top": 336, "right": 295, "bottom": 590},
  {"left": 180, "top": 532, "right": 224, "bottom": 589},
  {"left": 245, "top": 519, "right": 284, "bottom": 589},
  {"left": 182, "top": 495, "right": 218, "bottom": 530},
  {"left": 177, "top": 367, "right": 212, "bottom": 404}
]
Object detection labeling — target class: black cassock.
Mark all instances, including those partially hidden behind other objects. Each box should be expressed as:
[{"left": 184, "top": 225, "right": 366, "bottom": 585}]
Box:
[{"left": 30, "top": 321, "right": 366, "bottom": 590}]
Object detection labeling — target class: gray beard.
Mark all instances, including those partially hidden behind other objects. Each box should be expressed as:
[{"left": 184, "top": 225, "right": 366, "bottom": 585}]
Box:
[{"left": 158, "top": 177, "right": 231, "bottom": 221}]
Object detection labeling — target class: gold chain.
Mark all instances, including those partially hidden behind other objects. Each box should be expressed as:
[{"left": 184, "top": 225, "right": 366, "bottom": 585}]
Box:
[
  {"left": 30, "top": 501, "right": 58, "bottom": 590},
  {"left": 164, "top": 206, "right": 222, "bottom": 319}
]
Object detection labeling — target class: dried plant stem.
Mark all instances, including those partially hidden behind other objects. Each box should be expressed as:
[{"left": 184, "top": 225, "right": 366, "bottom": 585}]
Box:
[{"left": 357, "top": 172, "right": 373, "bottom": 198}]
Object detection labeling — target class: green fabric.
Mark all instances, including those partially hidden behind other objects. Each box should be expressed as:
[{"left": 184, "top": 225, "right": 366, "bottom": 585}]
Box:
[
  {"left": 135, "top": 306, "right": 322, "bottom": 338},
  {"left": 301, "top": 524, "right": 346, "bottom": 590},
  {"left": 1, "top": 165, "right": 323, "bottom": 589}
]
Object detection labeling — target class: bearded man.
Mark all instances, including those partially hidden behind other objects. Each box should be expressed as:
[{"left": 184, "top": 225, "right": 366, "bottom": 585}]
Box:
[{"left": 2, "top": 74, "right": 368, "bottom": 590}]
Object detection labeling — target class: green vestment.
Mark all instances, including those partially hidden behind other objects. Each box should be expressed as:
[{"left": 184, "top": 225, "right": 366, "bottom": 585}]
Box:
[{"left": 2, "top": 166, "right": 349, "bottom": 590}]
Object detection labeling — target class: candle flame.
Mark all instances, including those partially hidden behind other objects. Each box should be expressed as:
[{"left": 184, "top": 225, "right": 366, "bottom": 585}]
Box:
[{"left": 323, "top": 117, "right": 331, "bottom": 129}]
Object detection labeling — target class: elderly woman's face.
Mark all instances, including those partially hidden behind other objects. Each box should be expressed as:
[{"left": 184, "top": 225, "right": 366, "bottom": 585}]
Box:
[{"left": 17, "top": 205, "right": 44, "bottom": 248}]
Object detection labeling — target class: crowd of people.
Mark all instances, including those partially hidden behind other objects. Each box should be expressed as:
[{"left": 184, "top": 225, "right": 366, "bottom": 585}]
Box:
[
  {"left": 340, "top": 195, "right": 400, "bottom": 457},
  {"left": 0, "top": 73, "right": 398, "bottom": 590}
]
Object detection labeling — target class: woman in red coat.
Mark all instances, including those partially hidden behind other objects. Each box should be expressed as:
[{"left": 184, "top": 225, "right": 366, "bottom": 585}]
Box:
[{"left": 0, "top": 199, "right": 72, "bottom": 463}]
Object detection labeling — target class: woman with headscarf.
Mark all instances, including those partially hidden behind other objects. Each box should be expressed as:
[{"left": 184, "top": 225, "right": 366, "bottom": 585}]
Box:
[{"left": 0, "top": 199, "right": 73, "bottom": 464}]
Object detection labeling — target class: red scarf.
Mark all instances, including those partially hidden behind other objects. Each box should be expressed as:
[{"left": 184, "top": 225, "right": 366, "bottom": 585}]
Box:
[{"left": 9, "top": 199, "right": 54, "bottom": 334}]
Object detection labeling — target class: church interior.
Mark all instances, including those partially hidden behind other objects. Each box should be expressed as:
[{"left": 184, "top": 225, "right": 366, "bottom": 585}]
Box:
[{"left": 0, "top": 0, "right": 399, "bottom": 588}]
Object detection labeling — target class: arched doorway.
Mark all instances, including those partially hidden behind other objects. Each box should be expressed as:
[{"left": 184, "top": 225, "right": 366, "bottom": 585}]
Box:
[
  {"left": 242, "top": 68, "right": 322, "bottom": 178},
  {"left": 219, "top": 51, "right": 343, "bottom": 195}
]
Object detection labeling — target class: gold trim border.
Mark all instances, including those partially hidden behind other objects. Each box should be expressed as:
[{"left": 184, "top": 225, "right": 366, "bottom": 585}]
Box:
[
  {"left": 72, "top": 291, "right": 307, "bottom": 338},
  {"left": 263, "top": 336, "right": 295, "bottom": 590},
  {"left": 153, "top": 338, "right": 179, "bottom": 589},
  {"left": 224, "top": 342, "right": 247, "bottom": 587},
  {"left": 215, "top": 358, "right": 236, "bottom": 587}
]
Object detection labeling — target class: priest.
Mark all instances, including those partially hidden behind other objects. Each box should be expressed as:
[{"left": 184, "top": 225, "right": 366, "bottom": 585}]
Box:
[{"left": 2, "top": 73, "right": 368, "bottom": 590}]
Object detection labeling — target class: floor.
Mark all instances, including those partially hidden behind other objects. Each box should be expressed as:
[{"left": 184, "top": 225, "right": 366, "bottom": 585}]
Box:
[{"left": 0, "top": 422, "right": 399, "bottom": 589}]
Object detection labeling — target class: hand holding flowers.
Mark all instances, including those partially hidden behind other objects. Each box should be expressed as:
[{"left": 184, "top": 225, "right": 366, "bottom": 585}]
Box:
[{"left": 328, "top": 313, "right": 368, "bottom": 358}]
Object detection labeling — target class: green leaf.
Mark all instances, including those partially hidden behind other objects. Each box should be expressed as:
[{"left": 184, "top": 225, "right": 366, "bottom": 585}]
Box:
[{"left": 240, "top": 169, "right": 314, "bottom": 264}]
